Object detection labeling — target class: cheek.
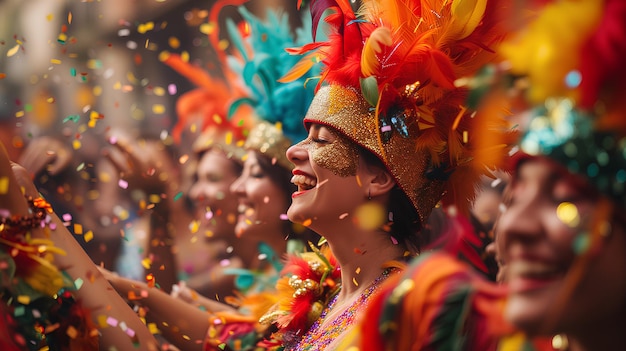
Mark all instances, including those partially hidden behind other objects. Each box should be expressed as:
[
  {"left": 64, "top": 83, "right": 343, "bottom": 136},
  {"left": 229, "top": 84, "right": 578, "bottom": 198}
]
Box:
[{"left": 311, "top": 142, "right": 359, "bottom": 177}]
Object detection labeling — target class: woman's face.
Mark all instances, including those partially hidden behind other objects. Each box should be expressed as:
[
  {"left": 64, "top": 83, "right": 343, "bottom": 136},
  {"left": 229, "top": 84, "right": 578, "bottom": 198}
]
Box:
[
  {"left": 497, "top": 157, "right": 626, "bottom": 337},
  {"left": 188, "top": 149, "right": 240, "bottom": 240},
  {"left": 230, "top": 150, "right": 289, "bottom": 240},
  {"left": 286, "top": 124, "right": 369, "bottom": 231}
]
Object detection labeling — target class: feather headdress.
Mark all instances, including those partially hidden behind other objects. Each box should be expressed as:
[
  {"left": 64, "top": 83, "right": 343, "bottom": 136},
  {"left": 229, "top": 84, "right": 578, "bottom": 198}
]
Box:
[
  {"left": 161, "top": 49, "right": 251, "bottom": 157},
  {"left": 492, "top": 0, "right": 626, "bottom": 209},
  {"left": 285, "top": 0, "right": 512, "bottom": 223},
  {"left": 215, "top": 2, "right": 320, "bottom": 170}
]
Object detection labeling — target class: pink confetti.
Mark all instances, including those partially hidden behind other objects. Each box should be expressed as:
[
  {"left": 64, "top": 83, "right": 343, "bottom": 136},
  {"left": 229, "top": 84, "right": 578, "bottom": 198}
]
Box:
[
  {"left": 168, "top": 83, "right": 177, "bottom": 95},
  {"left": 279, "top": 214, "right": 289, "bottom": 220},
  {"left": 118, "top": 179, "right": 128, "bottom": 189},
  {"left": 62, "top": 213, "right": 72, "bottom": 221},
  {"left": 109, "top": 136, "right": 117, "bottom": 144},
  {"left": 219, "top": 259, "right": 231, "bottom": 267},
  {"left": 106, "top": 317, "right": 119, "bottom": 327},
  {"left": 390, "top": 236, "right": 398, "bottom": 245},
  {"left": 126, "top": 328, "right": 136, "bottom": 337},
  {"left": 205, "top": 211, "right": 213, "bottom": 220}
]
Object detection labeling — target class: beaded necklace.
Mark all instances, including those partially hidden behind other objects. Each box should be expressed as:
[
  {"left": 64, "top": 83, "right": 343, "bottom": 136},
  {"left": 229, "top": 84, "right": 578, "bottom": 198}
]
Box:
[{"left": 288, "top": 269, "right": 392, "bottom": 351}]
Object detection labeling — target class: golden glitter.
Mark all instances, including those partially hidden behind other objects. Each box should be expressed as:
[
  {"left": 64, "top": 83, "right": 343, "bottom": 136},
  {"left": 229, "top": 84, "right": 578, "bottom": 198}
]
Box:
[
  {"left": 244, "top": 121, "right": 293, "bottom": 170},
  {"left": 312, "top": 129, "right": 359, "bottom": 177},
  {"left": 304, "top": 85, "right": 443, "bottom": 223}
]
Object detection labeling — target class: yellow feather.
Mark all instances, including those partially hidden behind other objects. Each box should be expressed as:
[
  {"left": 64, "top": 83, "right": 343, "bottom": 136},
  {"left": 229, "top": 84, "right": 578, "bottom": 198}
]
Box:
[
  {"left": 361, "top": 27, "right": 393, "bottom": 77},
  {"left": 450, "top": 0, "right": 487, "bottom": 39}
]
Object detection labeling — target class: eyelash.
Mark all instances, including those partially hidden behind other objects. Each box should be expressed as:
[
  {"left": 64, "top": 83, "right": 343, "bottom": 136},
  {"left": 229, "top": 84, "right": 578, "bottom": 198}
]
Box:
[{"left": 312, "top": 137, "right": 329, "bottom": 144}]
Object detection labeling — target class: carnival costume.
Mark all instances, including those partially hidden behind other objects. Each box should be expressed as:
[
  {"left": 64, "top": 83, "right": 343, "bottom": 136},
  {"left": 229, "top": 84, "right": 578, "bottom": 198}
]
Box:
[
  {"left": 351, "top": 0, "right": 626, "bottom": 350},
  {"left": 0, "top": 195, "right": 99, "bottom": 350},
  {"left": 256, "top": 0, "right": 513, "bottom": 350}
]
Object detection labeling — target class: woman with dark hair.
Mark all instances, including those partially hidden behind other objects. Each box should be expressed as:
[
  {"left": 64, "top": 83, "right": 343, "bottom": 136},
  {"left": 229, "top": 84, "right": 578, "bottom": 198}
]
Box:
[{"left": 255, "top": 0, "right": 510, "bottom": 349}]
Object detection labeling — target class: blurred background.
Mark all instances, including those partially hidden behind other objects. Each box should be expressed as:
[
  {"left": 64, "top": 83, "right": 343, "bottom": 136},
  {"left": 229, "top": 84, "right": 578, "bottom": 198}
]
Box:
[
  {"left": 0, "top": 0, "right": 303, "bottom": 272},
  {"left": 0, "top": 0, "right": 300, "bottom": 159}
]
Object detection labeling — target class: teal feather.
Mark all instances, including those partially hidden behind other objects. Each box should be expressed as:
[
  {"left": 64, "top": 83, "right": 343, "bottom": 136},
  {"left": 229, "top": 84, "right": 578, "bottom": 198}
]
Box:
[
  {"left": 225, "top": 17, "right": 249, "bottom": 62},
  {"left": 224, "top": 6, "right": 321, "bottom": 143},
  {"left": 227, "top": 97, "right": 258, "bottom": 119}
]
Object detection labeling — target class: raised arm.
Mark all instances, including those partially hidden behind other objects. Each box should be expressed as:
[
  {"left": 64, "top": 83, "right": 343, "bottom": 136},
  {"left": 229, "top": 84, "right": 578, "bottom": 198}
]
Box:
[{"left": 0, "top": 141, "right": 160, "bottom": 351}]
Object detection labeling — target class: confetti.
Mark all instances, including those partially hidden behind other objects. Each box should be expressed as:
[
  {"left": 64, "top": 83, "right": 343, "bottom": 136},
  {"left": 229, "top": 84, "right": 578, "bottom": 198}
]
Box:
[
  {"left": 62, "top": 213, "right": 73, "bottom": 222},
  {"left": 167, "top": 83, "right": 177, "bottom": 95},
  {"left": 74, "top": 277, "right": 84, "bottom": 289},
  {"left": 7, "top": 44, "right": 20, "bottom": 57},
  {"left": 168, "top": 37, "right": 180, "bottom": 49},
  {"left": 66, "top": 326, "right": 78, "bottom": 339},
  {"left": 106, "top": 317, "right": 119, "bottom": 327},
  {"left": 0, "top": 73, "right": 6, "bottom": 79},
  {"left": 74, "top": 223, "right": 83, "bottom": 234},
  {"left": 179, "top": 154, "right": 189, "bottom": 164},
  {"left": 141, "top": 258, "right": 152, "bottom": 269},
  {"left": 0, "top": 176, "right": 8, "bottom": 194},
  {"left": 152, "top": 104, "right": 165, "bottom": 114},
  {"left": 118, "top": 179, "right": 129, "bottom": 189},
  {"left": 84, "top": 230, "right": 93, "bottom": 242},
  {"left": 63, "top": 114, "right": 80, "bottom": 123},
  {"left": 17, "top": 295, "right": 31, "bottom": 304}
]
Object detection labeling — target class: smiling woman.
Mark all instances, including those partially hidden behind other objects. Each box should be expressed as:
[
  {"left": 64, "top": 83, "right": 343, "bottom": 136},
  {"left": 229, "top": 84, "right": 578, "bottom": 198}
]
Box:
[
  {"left": 490, "top": 1, "right": 626, "bottom": 349},
  {"left": 256, "top": 0, "right": 511, "bottom": 349}
]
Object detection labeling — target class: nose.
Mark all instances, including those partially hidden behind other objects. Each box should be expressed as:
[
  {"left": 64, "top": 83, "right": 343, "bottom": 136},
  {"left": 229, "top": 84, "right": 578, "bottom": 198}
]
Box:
[
  {"left": 286, "top": 142, "right": 308, "bottom": 165},
  {"left": 496, "top": 188, "right": 545, "bottom": 252},
  {"left": 188, "top": 182, "right": 202, "bottom": 201},
  {"left": 230, "top": 175, "right": 244, "bottom": 196}
]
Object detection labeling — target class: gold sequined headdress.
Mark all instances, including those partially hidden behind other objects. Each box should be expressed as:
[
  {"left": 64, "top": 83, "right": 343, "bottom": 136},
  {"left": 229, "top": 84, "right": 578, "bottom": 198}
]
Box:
[{"left": 285, "top": 0, "right": 511, "bottom": 223}]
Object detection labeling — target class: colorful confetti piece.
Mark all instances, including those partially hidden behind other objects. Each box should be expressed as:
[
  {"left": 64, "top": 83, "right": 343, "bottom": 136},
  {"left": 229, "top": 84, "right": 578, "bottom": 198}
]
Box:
[{"left": 0, "top": 176, "right": 8, "bottom": 194}]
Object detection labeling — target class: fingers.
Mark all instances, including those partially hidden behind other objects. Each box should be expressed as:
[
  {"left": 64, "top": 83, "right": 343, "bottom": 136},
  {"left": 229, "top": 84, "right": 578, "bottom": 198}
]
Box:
[
  {"left": 0, "top": 142, "right": 30, "bottom": 216},
  {"left": 18, "top": 136, "right": 73, "bottom": 176},
  {"left": 11, "top": 162, "right": 40, "bottom": 198}
]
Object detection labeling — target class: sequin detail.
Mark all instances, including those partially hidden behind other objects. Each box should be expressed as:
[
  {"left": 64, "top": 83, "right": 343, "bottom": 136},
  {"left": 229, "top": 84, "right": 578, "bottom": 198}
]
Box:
[{"left": 287, "top": 269, "right": 392, "bottom": 351}]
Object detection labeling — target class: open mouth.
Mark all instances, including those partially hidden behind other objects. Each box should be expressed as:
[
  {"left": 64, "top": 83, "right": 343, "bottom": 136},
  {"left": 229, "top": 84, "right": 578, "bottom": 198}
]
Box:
[{"left": 291, "top": 174, "right": 317, "bottom": 192}]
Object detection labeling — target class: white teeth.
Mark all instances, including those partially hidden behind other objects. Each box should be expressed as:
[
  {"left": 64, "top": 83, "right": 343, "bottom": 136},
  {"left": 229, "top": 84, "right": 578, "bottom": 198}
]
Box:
[
  {"left": 508, "top": 261, "right": 560, "bottom": 277},
  {"left": 291, "top": 174, "right": 317, "bottom": 189}
]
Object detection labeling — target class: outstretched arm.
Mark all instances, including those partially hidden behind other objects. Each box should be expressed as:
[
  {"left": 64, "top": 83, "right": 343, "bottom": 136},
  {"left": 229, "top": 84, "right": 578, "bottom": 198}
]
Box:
[{"left": 0, "top": 141, "right": 160, "bottom": 351}]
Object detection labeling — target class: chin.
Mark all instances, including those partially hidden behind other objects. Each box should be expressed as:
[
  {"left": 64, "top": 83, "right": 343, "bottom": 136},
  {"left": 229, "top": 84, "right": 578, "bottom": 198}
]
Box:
[
  {"left": 286, "top": 203, "right": 306, "bottom": 223},
  {"left": 505, "top": 295, "right": 558, "bottom": 336}
]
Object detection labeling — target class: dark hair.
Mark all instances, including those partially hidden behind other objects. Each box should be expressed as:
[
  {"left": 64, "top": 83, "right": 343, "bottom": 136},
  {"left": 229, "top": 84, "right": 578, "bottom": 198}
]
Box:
[{"left": 360, "top": 148, "right": 423, "bottom": 252}]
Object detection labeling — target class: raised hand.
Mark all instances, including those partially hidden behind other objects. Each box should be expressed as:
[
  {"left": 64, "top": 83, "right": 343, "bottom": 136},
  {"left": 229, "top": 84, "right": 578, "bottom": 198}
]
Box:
[{"left": 18, "top": 136, "right": 73, "bottom": 176}]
